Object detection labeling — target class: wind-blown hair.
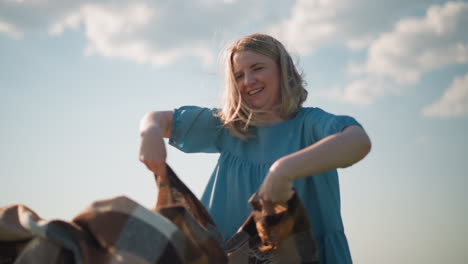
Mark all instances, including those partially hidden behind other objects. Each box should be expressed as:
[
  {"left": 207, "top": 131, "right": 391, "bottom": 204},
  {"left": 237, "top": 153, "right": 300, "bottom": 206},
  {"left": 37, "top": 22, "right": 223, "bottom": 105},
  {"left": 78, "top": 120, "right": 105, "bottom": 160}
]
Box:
[{"left": 217, "top": 33, "right": 308, "bottom": 140}]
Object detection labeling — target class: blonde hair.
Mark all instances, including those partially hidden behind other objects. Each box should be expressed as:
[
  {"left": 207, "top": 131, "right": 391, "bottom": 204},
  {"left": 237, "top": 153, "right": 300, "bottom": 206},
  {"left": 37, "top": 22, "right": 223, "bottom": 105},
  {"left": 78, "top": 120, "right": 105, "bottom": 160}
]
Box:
[{"left": 217, "top": 33, "right": 308, "bottom": 139}]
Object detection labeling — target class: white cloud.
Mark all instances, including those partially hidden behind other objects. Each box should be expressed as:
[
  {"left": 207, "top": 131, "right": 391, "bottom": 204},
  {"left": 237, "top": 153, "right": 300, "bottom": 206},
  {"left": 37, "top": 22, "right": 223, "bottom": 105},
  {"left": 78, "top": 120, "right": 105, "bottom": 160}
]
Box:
[
  {"left": 0, "top": 0, "right": 296, "bottom": 67},
  {"left": 422, "top": 73, "right": 468, "bottom": 118},
  {"left": 0, "top": 19, "right": 22, "bottom": 39},
  {"left": 2, "top": 0, "right": 294, "bottom": 67},
  {"left": 328, "top": 1, "right": 468, "bottom": 105},
  {"left": 269, "top": 0, "right": 442, "bottom": 54},
  {"left": 323, "top": 76, "right": 399, "bottom": 105},
  {"left": 3, "top": 0, "right": 467, "bottom": 120},
  {"left": 360, "top": 1, "right": 468, "bottom": 84},
  {"left": 0, "top": 0, "right": 80, "bottom": 33},
  {"left": 48, "top": 3, "right": 187, "bottom": 67},
  {"left": 346, "top": 36, "right": 375, "bottom": 51},
  {"left": 1, "top": 0, "right": 447, "bottom": 67},
  {"left": 47, "top": 2, "right": 221, "bottom": 67},
  {"left": 267, "top": 0, "right": 468, "bottom": 108}
]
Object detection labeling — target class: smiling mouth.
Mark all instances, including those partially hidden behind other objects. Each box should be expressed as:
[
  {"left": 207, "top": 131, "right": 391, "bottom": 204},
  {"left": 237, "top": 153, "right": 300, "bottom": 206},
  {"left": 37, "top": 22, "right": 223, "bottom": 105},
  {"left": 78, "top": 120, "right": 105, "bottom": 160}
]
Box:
[{"left": 248, "top": 88, "right": 264, "bottom": 95}]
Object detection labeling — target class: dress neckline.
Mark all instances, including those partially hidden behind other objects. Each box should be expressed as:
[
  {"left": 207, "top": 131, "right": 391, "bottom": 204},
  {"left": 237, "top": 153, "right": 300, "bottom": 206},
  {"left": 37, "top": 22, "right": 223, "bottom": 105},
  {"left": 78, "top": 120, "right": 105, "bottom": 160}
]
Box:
[{"left": 255, "top": 107, "right": 304, "bottom": 129}]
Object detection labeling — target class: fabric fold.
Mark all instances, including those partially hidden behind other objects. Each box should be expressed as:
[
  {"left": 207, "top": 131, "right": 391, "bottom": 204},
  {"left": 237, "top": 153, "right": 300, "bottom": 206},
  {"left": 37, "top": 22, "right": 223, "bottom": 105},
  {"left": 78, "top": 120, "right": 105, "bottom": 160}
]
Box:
[{"left": 1, "top": 164, "right": 319, "bottom": 264}]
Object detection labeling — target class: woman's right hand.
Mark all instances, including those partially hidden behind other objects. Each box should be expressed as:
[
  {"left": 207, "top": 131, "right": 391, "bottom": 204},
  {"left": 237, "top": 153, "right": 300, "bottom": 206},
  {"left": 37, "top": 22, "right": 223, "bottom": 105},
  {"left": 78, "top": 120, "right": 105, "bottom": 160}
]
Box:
[
  {"left": 138, "top": 111, "right": 173, "bottom": 180},
  {"left": 139, "top": 126, "right": 167, "bottom": 179}
]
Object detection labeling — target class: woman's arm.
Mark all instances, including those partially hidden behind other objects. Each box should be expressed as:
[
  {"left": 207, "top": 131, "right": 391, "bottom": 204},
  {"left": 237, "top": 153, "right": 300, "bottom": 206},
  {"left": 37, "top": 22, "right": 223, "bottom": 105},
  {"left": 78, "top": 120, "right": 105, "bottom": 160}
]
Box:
[
  {"left": 259, "top": 125, "right": 372, "bottom": 203},
  {"left": 139, "top": 110, "right": 173, "bottom": 177}
]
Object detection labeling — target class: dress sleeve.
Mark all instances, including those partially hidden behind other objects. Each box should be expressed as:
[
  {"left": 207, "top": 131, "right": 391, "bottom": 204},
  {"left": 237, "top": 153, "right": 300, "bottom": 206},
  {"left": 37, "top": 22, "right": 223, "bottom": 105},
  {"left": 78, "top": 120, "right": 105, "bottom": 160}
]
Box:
[
  {"left": 305, "top": 107, "right": 363, "bottom": 142},
  {"left": 169, "top": 106, "right": 223, "bottom": 153}
]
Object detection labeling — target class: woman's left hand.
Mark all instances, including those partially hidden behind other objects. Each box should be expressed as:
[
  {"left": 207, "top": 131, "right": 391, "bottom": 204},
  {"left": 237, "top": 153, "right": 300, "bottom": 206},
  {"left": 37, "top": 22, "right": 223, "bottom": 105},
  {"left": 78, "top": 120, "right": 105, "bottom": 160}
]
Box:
[{"left": 258, "top": 162, "right": 294, "bottom": 204}]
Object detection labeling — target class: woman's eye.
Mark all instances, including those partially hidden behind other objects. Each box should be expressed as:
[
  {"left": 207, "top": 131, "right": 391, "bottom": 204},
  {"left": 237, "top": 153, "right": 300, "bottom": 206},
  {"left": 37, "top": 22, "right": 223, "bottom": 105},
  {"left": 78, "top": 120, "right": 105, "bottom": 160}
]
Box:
[
  {"left": 254, "top": 67, "right": 263, "bottom": 71},
  {"left": 235, "top": 74, "right": 243, "bottom": 80}
]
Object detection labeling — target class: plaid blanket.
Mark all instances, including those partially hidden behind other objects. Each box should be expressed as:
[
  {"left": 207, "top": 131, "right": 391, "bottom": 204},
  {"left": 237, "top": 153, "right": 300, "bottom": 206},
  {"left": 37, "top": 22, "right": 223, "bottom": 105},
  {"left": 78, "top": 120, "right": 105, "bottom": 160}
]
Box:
[{"left": 0, "top": 165, "right": 319, "bottom": 264}]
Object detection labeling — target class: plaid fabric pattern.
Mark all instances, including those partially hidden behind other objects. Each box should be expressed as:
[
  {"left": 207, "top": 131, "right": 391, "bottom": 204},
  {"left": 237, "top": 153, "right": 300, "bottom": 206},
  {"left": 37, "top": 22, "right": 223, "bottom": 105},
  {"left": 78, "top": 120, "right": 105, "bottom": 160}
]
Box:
[
  {"left": 226, "top": 192, "right": 319, "bottom": 264},
  {"left": 0, "top": 196, "right": 200, "bottom": 264},
  {"left": 0, "top": 164, "right": 319, "bottom": 264},
  {"left": 155, "top": 165, "right": 228, "bottom": 264}
]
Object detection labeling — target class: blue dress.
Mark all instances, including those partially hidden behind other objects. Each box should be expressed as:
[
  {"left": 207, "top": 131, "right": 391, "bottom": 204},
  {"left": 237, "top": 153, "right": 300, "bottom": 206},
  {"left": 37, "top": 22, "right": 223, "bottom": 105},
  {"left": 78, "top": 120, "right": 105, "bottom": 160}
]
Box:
[{"left": 169, "top": 106, "right": 362, "bottom": 264}]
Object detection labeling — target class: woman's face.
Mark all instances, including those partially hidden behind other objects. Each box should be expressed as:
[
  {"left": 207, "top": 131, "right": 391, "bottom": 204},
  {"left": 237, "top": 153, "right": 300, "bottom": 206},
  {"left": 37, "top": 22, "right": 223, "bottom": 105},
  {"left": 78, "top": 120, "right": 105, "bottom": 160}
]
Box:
[{"left": 232, "top": 50, "right": 281, "bottom": 112}]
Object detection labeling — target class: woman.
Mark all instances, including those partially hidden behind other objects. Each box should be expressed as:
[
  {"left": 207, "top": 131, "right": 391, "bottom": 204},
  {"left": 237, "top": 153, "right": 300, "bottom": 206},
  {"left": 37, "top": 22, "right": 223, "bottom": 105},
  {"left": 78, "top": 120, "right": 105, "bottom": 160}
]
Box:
[{"left": 139, "top": 33, "right": 371, "bottom": 263}]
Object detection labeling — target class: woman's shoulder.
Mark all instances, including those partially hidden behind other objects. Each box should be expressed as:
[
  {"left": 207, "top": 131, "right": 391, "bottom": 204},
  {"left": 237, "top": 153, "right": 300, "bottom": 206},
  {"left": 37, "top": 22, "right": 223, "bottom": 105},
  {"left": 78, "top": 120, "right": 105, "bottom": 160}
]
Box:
[
  {"left": 294, "top": 106, "right": 353, "bottom": 130},
  {"left": 293, "top": 106, "right": 330, "bottom": 122},
  {"left": 173, "top": 105, "right": 222, "bottom": 121},
  {"left": 298, "top": 106, "right": 352, "bottom": 121},
  {"left": 299, "top": 106, "right": 329, "bottom": 115},
  {"left": 170, "top": 105, "right": 225, "bottom": 153},
  {"left": 175, "top": 105, "right": 220, "bottom": 114}
]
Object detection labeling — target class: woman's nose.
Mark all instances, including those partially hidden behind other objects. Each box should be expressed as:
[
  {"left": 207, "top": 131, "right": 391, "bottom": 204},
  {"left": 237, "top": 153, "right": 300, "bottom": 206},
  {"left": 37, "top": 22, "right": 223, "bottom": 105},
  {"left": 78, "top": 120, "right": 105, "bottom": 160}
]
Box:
[{"left": 243, "top": 72, "right": 256, "bottom": 87}]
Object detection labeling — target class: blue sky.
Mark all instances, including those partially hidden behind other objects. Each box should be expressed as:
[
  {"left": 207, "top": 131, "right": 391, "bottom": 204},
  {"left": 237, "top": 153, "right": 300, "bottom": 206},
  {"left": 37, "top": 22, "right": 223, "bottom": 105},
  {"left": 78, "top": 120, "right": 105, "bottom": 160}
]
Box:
[{"left": 0, "top": 0, "right": 467, "bottom": 263}]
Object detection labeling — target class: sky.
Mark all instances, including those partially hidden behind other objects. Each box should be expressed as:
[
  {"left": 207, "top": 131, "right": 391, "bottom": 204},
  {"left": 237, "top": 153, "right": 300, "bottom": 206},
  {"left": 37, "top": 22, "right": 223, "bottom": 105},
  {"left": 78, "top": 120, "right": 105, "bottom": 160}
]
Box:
[{"left": 0, "top": 0, "right": 467, "bottom": 263}]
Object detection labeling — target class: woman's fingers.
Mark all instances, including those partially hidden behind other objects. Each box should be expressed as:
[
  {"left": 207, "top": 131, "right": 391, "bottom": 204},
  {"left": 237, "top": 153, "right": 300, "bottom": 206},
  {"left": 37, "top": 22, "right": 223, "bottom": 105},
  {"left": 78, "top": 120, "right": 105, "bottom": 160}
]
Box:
[{"left": 258, "top": 174, "right": 293, "bottom": 204}]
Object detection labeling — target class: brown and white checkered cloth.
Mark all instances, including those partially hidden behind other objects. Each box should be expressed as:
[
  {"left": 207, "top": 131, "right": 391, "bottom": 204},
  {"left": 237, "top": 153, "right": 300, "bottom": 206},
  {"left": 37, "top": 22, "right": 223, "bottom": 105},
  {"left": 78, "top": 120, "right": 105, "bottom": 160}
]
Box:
[{"left": 0, "top": 165, "right": 319, "bottom": 263}]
